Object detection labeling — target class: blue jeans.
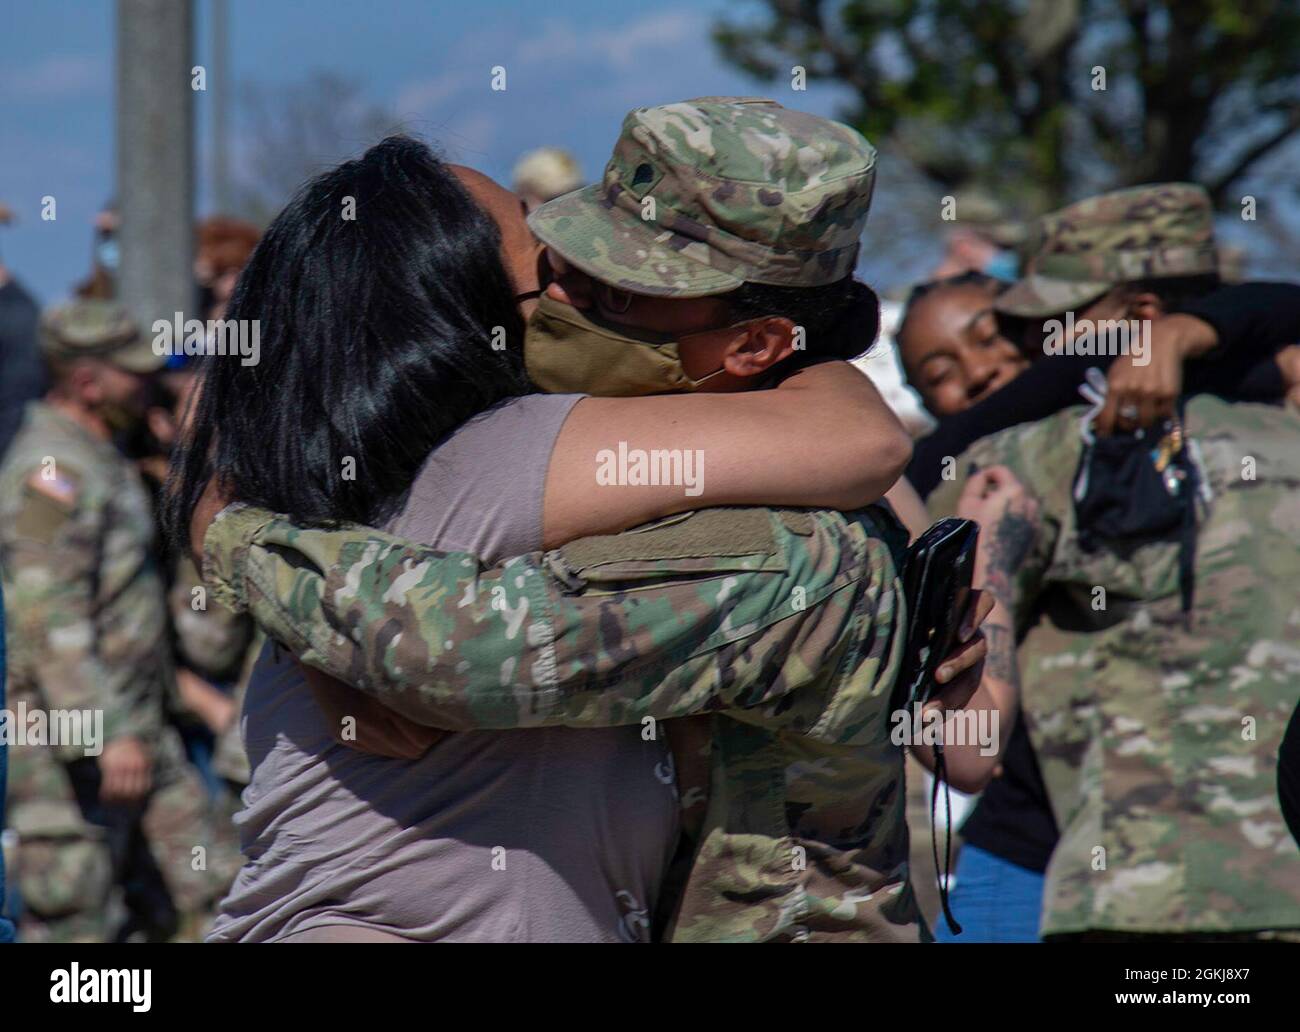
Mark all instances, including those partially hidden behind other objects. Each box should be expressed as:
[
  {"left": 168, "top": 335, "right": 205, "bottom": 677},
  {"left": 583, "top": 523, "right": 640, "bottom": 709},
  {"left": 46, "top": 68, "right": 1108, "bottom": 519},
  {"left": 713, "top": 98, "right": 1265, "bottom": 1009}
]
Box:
[{"left": 933, "top": 844, "right": 1044, "bottom": 943}]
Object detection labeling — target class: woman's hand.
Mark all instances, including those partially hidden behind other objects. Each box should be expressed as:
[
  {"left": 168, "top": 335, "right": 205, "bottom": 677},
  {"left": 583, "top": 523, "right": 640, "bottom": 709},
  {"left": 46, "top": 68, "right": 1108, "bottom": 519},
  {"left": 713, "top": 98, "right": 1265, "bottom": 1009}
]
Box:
[
  {"left": 924, "top": 588, "right": 994, "bottom": 714},
  {"left": 911, "top": 465, "right": 1038, "bottom": 792},
  {"left": 957, "top": 465, "right": 1040, "bottom": 585},
  {"left": 1098, "top": 313, "right": 1217, "bottom": 435},
  {"left": 175, "top": 667, "right": 237, "bottom": 736}
]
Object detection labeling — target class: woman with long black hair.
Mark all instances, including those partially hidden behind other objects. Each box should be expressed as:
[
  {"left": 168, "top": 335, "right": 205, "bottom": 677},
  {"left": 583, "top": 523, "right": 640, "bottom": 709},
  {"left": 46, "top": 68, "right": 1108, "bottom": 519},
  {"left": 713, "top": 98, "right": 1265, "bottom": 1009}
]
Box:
[{"left": 170, "top": 135, "right": 920, "bottom": 942}]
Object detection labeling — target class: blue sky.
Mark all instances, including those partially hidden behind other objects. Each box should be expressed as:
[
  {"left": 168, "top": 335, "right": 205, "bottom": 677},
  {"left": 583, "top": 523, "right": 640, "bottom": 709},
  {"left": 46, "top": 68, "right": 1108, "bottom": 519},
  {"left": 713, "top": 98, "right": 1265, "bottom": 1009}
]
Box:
[
  {"left": 4, "top": 1, "right": 1293, "bottom": 306},
  {"left": 1, "top": 0, "right": 896, "bottom": 304}
]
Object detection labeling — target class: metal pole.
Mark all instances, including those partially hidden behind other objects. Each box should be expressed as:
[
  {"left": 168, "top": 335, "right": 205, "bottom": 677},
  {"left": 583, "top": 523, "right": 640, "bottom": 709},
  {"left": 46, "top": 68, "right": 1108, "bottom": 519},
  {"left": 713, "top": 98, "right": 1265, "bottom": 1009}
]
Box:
[
  {"left": 212, "top": 0, "right": 231, "bottom": 214},
  {"left": 116, "top": 0, "right": 195, "bottom": 330}
]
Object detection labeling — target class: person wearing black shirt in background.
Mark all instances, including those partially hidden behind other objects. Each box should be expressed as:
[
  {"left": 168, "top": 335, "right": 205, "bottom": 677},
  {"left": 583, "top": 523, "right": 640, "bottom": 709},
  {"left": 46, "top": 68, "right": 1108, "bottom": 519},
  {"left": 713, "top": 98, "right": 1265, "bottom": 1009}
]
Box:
[{"left": 0, "top": 256, "right": 46, "bottom": 461}]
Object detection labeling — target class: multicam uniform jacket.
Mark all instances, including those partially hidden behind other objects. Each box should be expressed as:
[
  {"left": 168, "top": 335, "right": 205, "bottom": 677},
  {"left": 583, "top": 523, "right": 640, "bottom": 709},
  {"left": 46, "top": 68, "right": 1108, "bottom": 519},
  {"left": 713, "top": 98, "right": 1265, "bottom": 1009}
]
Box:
[
  {"left": 929, "top": 397, "right": 1300, "bottom": 936},
  {"left": 0, "top": 403, "right": 173, "bottom": 935},
  {"left": 202, "top": 502, "right": 926, "bottom": 942}
]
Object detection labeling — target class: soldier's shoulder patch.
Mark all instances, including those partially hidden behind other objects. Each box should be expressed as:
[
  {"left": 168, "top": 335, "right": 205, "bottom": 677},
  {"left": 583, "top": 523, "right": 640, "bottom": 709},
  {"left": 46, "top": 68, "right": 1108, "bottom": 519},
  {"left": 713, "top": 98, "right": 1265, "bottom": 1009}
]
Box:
[
  {"left": 24, "top": 464, "right": 82, "bottom": 508},
  {"left": 16, "top": 466, "right": 83, "bottom": 543}
]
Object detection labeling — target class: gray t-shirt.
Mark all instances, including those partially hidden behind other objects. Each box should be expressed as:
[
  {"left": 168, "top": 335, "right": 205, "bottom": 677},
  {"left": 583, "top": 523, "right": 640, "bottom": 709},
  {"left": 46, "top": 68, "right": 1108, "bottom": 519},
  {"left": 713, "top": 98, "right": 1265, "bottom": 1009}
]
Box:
[{"left": 208, "top": 394, "right": 679, "bottom": 942}]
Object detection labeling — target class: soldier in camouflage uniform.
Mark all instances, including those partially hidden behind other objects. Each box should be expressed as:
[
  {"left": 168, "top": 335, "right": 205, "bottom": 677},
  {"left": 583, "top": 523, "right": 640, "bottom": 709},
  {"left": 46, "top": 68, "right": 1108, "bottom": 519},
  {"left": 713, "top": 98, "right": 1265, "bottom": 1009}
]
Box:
[
  {"left": 524, "top": 98, "right": 870, "bottom": 299},
  {"left": 927, "top": 184, "right": 1300, "bottom": 938},
  {"left": 0, "top": 301, "right": 224, "bottom": 941},
  {"left": 995, "top": 182, "right": 1219, "bottom": 320},
  {"left": 186, "top": 98, "right": 973, "bottom": 942},
  {"left": 201, "top": 500, "right": 920, "bottom": 943}
]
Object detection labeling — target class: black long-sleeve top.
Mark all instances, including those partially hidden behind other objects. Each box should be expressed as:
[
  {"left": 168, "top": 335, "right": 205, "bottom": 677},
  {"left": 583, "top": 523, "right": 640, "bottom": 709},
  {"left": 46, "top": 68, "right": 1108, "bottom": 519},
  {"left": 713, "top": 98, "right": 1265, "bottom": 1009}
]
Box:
[
  {"left": 0, "top": 278, "right": 46, "bottom": 461},
  {"left": 906, "top": 281, "right": 1300, "bottom": 499}
]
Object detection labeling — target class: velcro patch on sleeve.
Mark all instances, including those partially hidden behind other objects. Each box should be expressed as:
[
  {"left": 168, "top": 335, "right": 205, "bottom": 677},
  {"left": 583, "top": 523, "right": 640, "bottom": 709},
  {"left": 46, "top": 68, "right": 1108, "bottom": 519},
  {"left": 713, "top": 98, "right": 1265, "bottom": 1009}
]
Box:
[
  {"left": 776, "top": 510, "right": 816, "bottom": 536},
  {"left": 25, "top": 466, "right": 80, "bottom": 509},
  {"left": 17, "top": 467, "right": 82, "bottom": 543},
  {"left": 561, "top": 507, "right": 776, "bottom": 571}
]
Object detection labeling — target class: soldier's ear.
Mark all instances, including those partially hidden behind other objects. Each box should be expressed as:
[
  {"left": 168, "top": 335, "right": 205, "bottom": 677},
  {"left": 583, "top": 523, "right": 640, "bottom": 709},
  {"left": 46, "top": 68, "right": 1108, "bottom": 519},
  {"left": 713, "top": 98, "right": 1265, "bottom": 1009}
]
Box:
[
  {"left": 65, "top": 360, "right": 101, "bottom": 404},
  {"left": 724, "top": 316, "right": 794, "bottom": 377}
]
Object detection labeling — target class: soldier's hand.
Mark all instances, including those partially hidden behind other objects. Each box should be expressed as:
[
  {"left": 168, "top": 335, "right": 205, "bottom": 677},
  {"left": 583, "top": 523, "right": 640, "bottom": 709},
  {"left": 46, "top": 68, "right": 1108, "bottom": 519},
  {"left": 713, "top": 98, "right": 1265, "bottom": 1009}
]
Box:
[
  {"left": 301, "top": 664, "right": 446, "bottom": 760},
  {"left": 99, "top": 736, "right": 152, "bottom": 804}
]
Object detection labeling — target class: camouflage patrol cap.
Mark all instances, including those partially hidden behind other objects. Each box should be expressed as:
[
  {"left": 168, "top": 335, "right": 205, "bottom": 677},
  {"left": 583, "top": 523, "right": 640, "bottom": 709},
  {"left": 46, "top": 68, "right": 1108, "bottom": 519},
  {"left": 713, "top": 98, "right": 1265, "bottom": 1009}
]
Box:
[
  {"left": 527, "top": 97, "right": 877, "bottom": 298},
  {"left": 39, "top": 299, "right": 164, "bottom": 373},
  {"left": 995, "top": 183, "right": 1218, "bottom": 318}
]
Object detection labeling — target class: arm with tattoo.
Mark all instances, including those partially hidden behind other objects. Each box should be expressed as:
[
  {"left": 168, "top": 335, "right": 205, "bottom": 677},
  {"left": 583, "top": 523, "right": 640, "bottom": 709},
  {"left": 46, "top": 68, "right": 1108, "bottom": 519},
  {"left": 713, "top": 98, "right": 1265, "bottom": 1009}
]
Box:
[
  {"left": 912, "top": 466, "right": 1042, "bottom": 791},
  {"left": 979, "top": 506, "right": 1040, "bottom": 689}
]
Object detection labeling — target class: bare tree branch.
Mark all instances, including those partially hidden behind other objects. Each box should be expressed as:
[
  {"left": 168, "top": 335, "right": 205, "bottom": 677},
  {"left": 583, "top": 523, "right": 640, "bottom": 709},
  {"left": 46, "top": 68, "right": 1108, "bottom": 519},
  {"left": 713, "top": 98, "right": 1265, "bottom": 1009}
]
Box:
[{"left": 1206, "top": 104, "right": 1300, "bottom": 203}]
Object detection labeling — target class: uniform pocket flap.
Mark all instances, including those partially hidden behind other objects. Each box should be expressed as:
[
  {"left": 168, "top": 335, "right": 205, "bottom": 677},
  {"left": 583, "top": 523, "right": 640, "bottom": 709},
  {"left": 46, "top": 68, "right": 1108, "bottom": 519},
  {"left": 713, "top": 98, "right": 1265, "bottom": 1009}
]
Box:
[{"left": 558, "top": 507, "right": 785, "bottom": 582}]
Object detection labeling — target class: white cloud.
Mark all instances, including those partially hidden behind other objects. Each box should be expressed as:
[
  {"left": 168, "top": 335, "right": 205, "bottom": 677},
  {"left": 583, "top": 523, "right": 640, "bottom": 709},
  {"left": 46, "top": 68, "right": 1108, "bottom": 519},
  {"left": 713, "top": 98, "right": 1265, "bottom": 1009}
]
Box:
[
  {"left": 0, "top": 54, "right": 107, "bottom": 101},
  {"left": 393, "top": 8, "right": 709, "bottom": 123},
  {"left": 516, "top": 9, "right": 703, "bottom": 69}
]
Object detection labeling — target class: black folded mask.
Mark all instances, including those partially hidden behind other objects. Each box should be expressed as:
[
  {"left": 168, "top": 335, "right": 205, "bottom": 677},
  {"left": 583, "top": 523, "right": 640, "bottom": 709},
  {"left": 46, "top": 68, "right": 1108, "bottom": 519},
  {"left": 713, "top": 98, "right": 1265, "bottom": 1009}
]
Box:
[{"left": 1072, "top": 412, "right": 1202, "bottom": 615}]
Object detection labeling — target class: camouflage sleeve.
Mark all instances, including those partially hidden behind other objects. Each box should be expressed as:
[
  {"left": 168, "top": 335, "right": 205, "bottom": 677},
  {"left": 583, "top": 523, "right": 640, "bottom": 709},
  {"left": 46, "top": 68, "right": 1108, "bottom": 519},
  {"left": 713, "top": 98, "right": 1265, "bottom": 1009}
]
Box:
[
  {"left": 3, "top": 475, "right": 163, "bottom": 747},
  {"left": 201, "top": 503, "right": 906, "bottom": 743}
]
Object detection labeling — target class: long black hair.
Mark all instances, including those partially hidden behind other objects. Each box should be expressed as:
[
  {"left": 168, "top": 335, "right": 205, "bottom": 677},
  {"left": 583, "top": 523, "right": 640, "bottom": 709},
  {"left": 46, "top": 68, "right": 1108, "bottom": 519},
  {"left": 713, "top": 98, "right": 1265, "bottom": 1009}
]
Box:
[{"left": 167, "top": 135, "right": 530, "bottom": 541}]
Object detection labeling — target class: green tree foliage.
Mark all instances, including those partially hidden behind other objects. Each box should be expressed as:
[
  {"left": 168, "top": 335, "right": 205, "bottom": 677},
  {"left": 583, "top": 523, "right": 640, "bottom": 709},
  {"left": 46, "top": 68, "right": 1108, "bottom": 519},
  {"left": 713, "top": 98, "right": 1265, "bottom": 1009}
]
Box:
[{"left": 714, "top": 0, "right": 1300, "bottom": 213}]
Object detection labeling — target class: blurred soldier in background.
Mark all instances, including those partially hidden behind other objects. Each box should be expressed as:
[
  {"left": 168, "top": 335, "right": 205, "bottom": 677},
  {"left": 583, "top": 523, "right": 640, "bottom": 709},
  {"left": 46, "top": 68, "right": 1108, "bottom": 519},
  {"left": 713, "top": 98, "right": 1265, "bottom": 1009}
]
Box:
[
  {"left": 929, "top": 189, "right": 1026, "bottom": 283},
  {"left": 0, "top": 300, "right": 224, "bottom": 941},
  {"left": 512, "top": 146, "right": 583, "bottom": 211}
]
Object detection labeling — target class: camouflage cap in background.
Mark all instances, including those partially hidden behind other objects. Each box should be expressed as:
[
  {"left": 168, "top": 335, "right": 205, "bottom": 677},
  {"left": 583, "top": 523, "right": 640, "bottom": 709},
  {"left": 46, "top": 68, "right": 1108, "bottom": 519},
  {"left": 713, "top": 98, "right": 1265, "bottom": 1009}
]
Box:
[
  {"left": 39, "top": 299, "right": 164, "bottom": 373},
  {"left": 995, "top": 182, "right": 1219, "bottom": 318},
  {"left": 528, "top": 97, "right": 877, "bottom": 298}
]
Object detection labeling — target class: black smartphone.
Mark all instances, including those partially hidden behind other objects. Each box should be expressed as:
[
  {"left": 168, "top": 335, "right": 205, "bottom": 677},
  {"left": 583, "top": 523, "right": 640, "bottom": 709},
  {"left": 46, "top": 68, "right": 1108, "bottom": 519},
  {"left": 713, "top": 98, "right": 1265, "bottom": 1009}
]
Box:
[{"left": 893, "top": 518, "right": 979, "bottom": 711}]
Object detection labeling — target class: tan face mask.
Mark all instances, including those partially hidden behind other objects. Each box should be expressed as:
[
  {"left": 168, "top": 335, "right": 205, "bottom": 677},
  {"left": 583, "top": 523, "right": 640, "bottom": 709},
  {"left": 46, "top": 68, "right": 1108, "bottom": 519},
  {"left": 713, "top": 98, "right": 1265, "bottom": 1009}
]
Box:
[{"left": 524, "top": 293, "right": 727, "bottom": 396}]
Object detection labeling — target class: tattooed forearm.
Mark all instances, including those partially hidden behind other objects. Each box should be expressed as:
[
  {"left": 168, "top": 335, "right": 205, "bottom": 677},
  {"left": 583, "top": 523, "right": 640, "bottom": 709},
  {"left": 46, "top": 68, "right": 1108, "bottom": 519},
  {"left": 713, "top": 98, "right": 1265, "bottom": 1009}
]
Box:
[
  {"left": 983, "top": 621, "right": 1019, "bottom": 690},
  {"left": 979, "top": 508, "right": 1039, "bottom": 609},
  {"left": 988, "top": 511, "right": 1037, "bottom": 574},
  {"left": 978, "top": 509, "right": 1035, "bottom": 695}
]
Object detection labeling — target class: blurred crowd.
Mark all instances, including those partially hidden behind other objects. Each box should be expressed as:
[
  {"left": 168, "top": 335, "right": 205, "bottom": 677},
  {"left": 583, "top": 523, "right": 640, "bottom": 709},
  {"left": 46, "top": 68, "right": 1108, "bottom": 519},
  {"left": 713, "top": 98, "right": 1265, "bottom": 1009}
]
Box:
[{"left": 0, "top": 206, "right": 262, "bottom": 941}]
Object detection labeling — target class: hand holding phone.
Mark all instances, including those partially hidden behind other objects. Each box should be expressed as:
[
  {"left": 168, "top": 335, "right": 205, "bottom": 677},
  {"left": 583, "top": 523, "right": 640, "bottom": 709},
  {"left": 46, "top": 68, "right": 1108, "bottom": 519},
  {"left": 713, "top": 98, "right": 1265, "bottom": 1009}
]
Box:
[{"left": 894, "top": 517, "right": 980, "bottom": 713}]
